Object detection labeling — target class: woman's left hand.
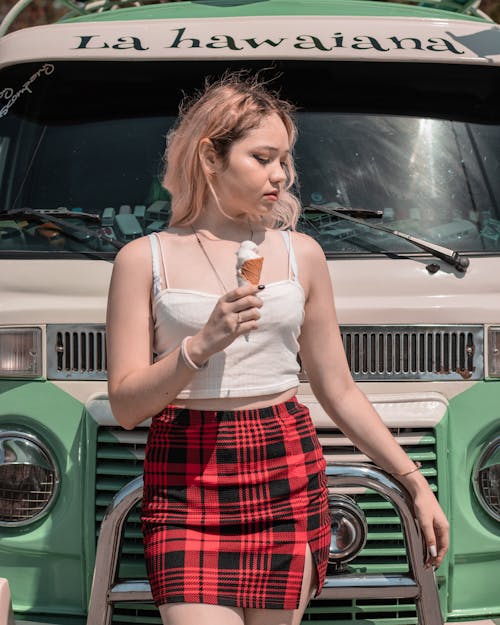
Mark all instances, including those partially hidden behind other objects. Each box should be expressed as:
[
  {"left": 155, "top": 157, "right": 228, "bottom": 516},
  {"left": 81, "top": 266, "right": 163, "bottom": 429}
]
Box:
[{"left": 404, "top": 479, "right": 449, "bottom": 569}]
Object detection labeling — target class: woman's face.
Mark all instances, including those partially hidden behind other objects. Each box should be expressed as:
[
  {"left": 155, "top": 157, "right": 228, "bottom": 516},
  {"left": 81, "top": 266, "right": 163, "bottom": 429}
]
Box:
[{"left": 211, "top": 113, "right": 290, "bottom": 222}]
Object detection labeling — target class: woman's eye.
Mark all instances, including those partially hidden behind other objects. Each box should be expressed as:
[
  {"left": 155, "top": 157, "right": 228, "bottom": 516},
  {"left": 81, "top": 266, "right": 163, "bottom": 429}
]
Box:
[{"left": 254, "top": 155, "right": 269, "bottom": 164}]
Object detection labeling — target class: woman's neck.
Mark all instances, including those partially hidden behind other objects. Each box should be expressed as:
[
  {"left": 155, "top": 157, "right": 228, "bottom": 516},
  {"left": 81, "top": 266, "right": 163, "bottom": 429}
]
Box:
[{"left": 190, "top": 205, "right": 261, "bottom": 242}]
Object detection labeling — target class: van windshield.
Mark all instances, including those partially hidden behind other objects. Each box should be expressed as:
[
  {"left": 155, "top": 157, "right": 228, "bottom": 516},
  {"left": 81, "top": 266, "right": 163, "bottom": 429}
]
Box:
[
  {"left": 1, "top": 60, "right": 499, "bottom": 257},
  {"left": 297, "top": 113, "right": 500, "bottom": 255}
]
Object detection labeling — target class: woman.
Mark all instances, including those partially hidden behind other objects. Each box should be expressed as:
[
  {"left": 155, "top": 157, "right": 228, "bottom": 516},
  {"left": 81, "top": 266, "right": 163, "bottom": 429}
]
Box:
[{"left": 106, "top": 75, "right": 448, "bottom": 625}]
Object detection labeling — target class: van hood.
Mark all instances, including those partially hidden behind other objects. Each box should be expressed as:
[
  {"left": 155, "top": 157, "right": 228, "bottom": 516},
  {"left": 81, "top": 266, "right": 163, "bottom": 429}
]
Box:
[{"left": 0, "top": 255, "right": 498, "bottom": 326}]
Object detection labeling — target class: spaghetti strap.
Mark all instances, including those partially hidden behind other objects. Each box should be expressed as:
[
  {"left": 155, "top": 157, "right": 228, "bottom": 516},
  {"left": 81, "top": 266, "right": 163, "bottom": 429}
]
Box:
[
  {"left": 153, "top": 232, "right": 170, "bottom": 289},
  {"left": 279, "top": 230, "right": 299, "bottom": 280},
  {"left": 148, "top": 234, "right": 162, "bottom": 297}
]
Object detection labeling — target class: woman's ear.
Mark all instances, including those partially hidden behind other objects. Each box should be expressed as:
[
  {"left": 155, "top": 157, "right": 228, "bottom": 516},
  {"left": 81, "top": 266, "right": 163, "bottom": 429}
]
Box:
[{"left": 198, "top": 138, "right": 219, "bottom": 177}]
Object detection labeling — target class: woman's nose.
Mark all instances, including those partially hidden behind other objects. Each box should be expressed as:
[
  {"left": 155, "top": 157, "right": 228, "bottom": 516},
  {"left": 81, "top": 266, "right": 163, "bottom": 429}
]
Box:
[{"left": 270, "top": 161, "right": 286, "bottom": 184}]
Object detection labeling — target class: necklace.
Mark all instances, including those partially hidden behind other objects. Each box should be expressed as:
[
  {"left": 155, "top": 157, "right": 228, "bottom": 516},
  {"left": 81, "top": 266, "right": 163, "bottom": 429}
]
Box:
[
  {"left": 194, "top": 224, "right": 254, "bottom": 243},
  {"left": 191, "top": 224, "right": 254, "bottom": 293}
]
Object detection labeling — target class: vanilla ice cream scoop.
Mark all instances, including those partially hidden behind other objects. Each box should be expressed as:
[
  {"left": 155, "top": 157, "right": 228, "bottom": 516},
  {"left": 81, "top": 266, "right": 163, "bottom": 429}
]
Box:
[{"left": 236, "top": 240, "right": 263, "bottom": 286}]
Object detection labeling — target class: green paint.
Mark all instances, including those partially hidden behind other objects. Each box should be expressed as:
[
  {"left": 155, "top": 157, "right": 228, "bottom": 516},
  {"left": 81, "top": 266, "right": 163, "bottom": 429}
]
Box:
[
  {"left": 446, "top": 381, "right": 500, "bottom": 619},
  {"left": 432, "top": 408, "right": 450, "bottom": 620},
  {"left": 82, "top": 411, "right": 99, "bottom": 601},
  {"left": 0, "top": 380, "right": 88, "bottom": 619},
  {"left": 62, "top": 0, "right": 488, "bottom": 25}
]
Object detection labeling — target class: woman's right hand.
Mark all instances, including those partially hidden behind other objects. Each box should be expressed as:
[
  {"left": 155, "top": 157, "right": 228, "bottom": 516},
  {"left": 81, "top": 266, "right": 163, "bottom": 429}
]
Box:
[{"left": 187, "top": 284, "right": 263, "bottom": 365}]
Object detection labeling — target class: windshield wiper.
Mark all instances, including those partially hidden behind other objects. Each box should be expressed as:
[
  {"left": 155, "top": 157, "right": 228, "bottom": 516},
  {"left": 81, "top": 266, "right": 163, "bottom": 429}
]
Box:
[
  {"left": 8, "top": 207, "right": 101, "bottom": 222},
  {"left": 313, "top": 206, "right": 384, "bottom": 219},
  {"left": 306, "top": 204, "right": 470, "bottom": 273},
  {"left": 6, "top": 207, "right": 124, "bottom": 251}
]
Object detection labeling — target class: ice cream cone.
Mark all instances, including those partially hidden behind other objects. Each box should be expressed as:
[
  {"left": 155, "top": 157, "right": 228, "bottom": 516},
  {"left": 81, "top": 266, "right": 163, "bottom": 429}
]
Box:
[
  {"left": 240, "top": 257, "right": 263, "bottom": 286},
  {"left": 236, "top": 240, "right": 264, "bottom": 287},
  {"left": 236, "top": 240, "right": 264, "bottom": 341}
]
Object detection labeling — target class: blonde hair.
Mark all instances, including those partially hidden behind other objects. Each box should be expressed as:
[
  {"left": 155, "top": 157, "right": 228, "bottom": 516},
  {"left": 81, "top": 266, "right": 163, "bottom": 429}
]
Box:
[{"left": 164, "top": 73, "right": 301, "bottom": 229}]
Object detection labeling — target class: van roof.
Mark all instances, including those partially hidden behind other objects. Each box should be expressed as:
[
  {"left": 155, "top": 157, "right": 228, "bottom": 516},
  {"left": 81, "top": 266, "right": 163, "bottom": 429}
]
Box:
[
  {"left": 61, "top": 0, "right": 488, "bottom": 25},
  {"left": 2, "top": 0, "right": 497, "bottom": 68}
]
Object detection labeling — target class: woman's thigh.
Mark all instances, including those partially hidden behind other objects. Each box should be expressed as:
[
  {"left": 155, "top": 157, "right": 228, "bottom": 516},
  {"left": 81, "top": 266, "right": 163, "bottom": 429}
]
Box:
[
  {"left": 159, "top": 602, "right": 245, "bottom": 625},
  {"left": 244, "top": 543, "right": 318, "bottom": 625}
]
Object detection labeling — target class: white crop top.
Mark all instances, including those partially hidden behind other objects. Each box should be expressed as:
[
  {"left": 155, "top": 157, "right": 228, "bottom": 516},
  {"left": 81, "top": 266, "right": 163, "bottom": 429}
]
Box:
[{"left": 149, "top": 230, "right": 305, "bottom": 399}]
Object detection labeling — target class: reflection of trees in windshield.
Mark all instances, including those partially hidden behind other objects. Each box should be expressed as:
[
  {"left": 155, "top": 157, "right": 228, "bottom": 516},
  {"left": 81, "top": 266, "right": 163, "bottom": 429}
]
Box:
[{"left": 295, "top": 114, "right": 500, "bottom": 253}]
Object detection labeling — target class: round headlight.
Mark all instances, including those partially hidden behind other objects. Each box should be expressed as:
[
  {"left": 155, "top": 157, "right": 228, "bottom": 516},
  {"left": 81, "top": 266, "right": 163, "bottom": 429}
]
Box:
[
  {"left": 0, "top": 431, "right": 59, "bottom": 527},
  {"left": 473, "top": 436, "right": 500, "bottom": 522},
  {"left": 329, "top": 494, "right": 367, "bottom": 570}
]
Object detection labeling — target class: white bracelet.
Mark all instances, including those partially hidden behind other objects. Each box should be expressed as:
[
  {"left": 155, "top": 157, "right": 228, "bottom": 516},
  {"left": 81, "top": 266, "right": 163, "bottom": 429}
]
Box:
[{"left": 180, "top": 336, "right": 208, "bottom": 371}]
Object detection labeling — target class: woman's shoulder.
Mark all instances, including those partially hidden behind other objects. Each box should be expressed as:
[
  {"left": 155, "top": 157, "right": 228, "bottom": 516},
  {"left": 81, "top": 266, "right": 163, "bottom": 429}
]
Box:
[
  {"left": 108, "top": 236, "right": 154, "bottom": 300},
  {"left": 114, "top": 227, "right": 192, "bottom": 268},
  {"left": 114, "top": 234, "right": 152, "bottom": 265},
  {"left": 288, "top": 230, "right": 325, "bottom": 263},
  {"left": 112, "top": 235, "right": 161, "bottom": 289}
]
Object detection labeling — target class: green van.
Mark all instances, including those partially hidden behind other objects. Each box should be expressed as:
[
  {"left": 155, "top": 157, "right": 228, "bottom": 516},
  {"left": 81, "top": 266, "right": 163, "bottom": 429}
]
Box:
[{"left": 0, "top": 0, "right": 499, "bottom": 623}]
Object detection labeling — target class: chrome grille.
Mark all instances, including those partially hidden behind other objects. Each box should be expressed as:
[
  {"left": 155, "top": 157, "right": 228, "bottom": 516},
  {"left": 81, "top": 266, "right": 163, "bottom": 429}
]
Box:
[
  {"left": 47, "top": 324, "right": 107, "bottom": 380},
  {"left": 48, "top": 323, "right": 483, "bottom": 381},
  {"left": 96, "top": 425, "right": 436, "bottom": 623},
  {"left": 340, "top": 325, "right": 482, "bottom": 381}
]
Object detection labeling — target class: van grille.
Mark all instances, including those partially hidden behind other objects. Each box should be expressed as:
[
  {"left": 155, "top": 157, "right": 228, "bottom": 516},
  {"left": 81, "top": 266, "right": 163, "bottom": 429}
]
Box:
[
  {"left": 48, "top": 323, "right": 482, "bottom": 381},
  {"left": 339, "top": 325, "right": 482, "bottom": 381},
  {"left": 95, "top": 425, "right": 436, "bottom": 623},
  {"left": 46, "top": 324, "right": 107, "bottom": 380}
]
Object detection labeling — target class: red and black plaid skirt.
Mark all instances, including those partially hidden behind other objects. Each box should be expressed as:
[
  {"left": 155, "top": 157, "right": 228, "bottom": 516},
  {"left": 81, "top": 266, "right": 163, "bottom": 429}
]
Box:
[{"left": 141, "top": 397, "right": 331, "bottom": 610}]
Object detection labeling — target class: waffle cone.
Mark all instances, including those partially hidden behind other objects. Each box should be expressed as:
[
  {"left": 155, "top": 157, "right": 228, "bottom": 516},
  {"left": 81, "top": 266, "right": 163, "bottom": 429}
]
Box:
[{"left": 240, "top": 257, "right": 263, "bottom": 285}]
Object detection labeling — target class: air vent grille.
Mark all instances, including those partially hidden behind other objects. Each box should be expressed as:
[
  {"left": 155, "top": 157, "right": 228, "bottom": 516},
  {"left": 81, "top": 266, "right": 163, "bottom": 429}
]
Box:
[
  {"left": 339, "top": 325, "right": 482, "bottom": 381},
  {"left": 47, "top": 324, "right": 483, "bottom": 381},
  {"left": 47, "top": 324, "right": 106, "bottom": 380}
]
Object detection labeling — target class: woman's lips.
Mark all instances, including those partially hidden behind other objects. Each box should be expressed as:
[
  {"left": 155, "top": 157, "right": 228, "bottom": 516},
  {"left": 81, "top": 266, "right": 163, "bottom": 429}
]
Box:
[{"left": 263, "top": 193, "right": 279, "bottom": 201}]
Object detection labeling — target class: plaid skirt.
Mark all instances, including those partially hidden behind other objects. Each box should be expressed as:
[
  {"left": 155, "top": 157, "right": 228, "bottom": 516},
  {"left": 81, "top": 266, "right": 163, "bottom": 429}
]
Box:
[{"left": 141, "top": 397, "right": 331, "bottom": 610}]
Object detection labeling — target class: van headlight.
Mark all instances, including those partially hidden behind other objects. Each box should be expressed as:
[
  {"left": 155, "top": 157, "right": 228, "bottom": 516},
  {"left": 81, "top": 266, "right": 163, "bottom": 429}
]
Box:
[
  {"left": 329, "top": 494, "right": 367, "bottom": 571},
  {"left": 0, "top": 431, "right": 59, "bottom": 526},
  {"left": 473, "top": 437, "right": 500, "bottom": 522},
  {"left": 0, "top": 328, "right": 42, "bottom": 378}
]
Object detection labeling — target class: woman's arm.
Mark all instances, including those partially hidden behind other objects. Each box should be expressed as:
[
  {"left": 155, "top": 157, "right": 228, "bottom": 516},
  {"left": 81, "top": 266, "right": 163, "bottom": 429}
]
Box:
[
  {"left": 296, "top": 233, "right": 449, "bottom": 568},
  {"left": 106, "top": 238, "right": 197, "bottom": 428},
  {"left": 106, "top": 237, "right": 263, "bottom": 429}
]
